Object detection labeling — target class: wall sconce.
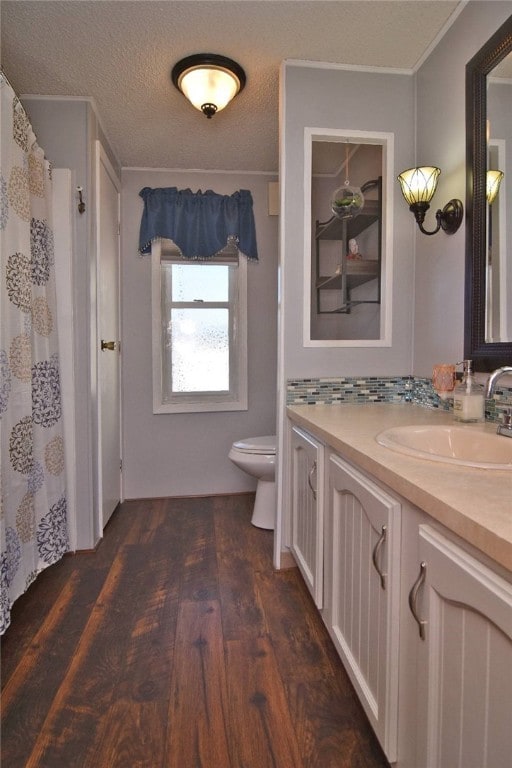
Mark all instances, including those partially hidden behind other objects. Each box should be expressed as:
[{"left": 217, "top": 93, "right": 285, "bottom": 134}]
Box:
[
  {"left": 486, "top": 170, "right": 504, "bottom": 204},
  {"left": 397, "top": 166, "right": 464, "bottom": 235},
  {"left": 171, "top": 53, "right": 246, "bottom": 119}
]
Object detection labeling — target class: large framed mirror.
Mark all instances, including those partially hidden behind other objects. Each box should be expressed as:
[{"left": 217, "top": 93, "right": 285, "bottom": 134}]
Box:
[{"left": 465, "top": 15, "right": 512, "bottom": 370}]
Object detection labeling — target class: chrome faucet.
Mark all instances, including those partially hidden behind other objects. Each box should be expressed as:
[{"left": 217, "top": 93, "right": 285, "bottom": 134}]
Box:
[
  {"left": 485, "top": 366, "right": 512, "bottom": 438},
  {"left": 485, "top": 366, "right": 512, "bottom": 398}
]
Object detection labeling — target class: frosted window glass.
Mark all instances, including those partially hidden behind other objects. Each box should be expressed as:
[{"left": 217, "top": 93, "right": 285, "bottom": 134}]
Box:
[
  {"left": 155, "top": 246, "right": 246, "bottom": 413},
  {"left": 171, "top": 264, "right": 229, "bottom": 302},
  {"left": 170, "top": 308, "right": 229, "bottom": 392}
]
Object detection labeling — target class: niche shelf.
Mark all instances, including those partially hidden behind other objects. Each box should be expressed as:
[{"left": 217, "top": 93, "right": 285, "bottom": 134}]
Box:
[{"left": 315, "top": 177, "right": 382, "bottom": 314}]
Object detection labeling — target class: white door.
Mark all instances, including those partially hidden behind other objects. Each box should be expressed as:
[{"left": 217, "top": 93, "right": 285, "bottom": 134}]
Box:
[{"left": 96, "top": 141, "right": 121, "bottom": 530}]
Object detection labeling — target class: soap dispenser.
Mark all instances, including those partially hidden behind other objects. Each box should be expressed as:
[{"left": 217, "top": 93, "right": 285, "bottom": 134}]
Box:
[{"left": 453, "top": 360, "right": 485, "bottom": 422}]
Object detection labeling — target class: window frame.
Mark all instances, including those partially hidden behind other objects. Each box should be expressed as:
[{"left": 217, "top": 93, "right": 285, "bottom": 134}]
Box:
[{"left": 151, "top": 238, "right": 248, "bottom": 414}]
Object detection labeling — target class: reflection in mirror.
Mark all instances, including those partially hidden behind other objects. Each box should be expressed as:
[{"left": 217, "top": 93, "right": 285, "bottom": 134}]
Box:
[
  {"left": 487, "top": 51, "right": 512, "bottom": 342},
  {"left": 465, "top": 16, "right": 512, "bottom": 370},
  {"left": 305, "top": 130, "right": 392, "bottom": 347}
]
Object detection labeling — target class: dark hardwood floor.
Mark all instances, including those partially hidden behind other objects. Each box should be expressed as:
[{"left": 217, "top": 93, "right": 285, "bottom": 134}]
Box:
[{"left": 1, "top": 494, "right": 389, "bottom": 768}]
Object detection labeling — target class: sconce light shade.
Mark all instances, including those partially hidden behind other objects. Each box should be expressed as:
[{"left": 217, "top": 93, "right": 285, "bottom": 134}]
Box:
[
  {"left": 171, "top": 53, "right": 246, "bottom": 118},
  {"left": 486, "top": 169, "right": 504, "bottom": 204},
  {"left": 397, "top": 166, "right": 441, "bottom": 206},
  {"left": 397, "top": 166, "right": 463, "bottom": 236}
]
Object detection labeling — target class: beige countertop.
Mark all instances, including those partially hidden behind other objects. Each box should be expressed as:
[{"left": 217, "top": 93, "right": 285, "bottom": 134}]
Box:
[{"left": 287, "top": 403, "right": 512, "bottom": 572}]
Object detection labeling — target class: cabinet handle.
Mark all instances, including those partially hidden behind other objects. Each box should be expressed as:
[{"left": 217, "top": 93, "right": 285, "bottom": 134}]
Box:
[
  {"left": 408, "top": 561, "right": 427, "bottom": 640},
  {"left": 307, "top": 460, "right": 317, "bottom": 500},
  {"left": 372, "top": 525, "right": 387, "bottom": 589}
]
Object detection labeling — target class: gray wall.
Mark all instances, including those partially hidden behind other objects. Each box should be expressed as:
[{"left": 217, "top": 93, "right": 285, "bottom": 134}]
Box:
[
  {"left": 121, "top": 169, "right": 278, "bottom": 499},
  {"left": 413, "top": 1, "right": 512, "bottom": 375},
  {"left": 280, "top": 64, "right": 416, "bottom": 380},
  {"left": 23, "top": 97, "right": 120, "bottom": 548},
  {"left": 277, "top": 62, "right": 416, "bottom": 557},
  {"left": 279, "top": 1, "right": 512, "bottom": 387},
  {"left": 23, "top": 0, "right": 512, "bottom": 516}
]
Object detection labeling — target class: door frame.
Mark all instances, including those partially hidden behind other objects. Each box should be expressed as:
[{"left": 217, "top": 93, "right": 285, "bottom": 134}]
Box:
[
  {"left": 52, "top": 168, "right": 78, "bottom": 551},
  {"left": 94, "top": 140, "right": 122, "bottom": 539}
]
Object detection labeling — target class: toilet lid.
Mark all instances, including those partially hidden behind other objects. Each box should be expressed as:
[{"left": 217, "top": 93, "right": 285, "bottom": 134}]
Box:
[{"left": 233, "top": 435, "right": 276, "bottom": 454}]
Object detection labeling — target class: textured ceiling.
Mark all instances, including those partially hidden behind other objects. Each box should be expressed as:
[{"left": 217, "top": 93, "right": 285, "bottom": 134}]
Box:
[{"left": 1, "top": 1, "right": 462, "bottom": 172}]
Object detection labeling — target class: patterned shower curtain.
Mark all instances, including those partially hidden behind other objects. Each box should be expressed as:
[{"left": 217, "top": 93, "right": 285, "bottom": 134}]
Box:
[{"left": 1, "top": 72, "right": 69, "bottom": 634}]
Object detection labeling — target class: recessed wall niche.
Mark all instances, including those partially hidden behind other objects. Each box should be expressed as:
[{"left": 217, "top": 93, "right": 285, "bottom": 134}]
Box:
[{"left": 305, "top": 130, "right": 393, "bottom": 347}]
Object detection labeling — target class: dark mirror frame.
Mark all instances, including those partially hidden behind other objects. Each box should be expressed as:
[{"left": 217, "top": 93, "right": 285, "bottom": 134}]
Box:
[{"left": 465, "top": 15, "right": 512, "bottom": 371}]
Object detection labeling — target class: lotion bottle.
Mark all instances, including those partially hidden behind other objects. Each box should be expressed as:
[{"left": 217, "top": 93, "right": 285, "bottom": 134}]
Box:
[{"left": 453, "top": 360, "right": 485, "bottom": 422}]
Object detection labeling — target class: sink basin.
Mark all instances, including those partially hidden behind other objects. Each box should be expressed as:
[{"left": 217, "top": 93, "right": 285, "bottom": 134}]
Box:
[{"left": 376, "top": 424, "right": 512, "bottom": 469}]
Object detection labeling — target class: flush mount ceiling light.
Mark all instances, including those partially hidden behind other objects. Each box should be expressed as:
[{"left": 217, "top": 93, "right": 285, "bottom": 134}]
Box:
[
  {"left": 486, "top": 169, "right": 504, "bottom": 204},
  {"left": 397, "top": 166, "right": 464, "bottom": 236},
  {"left": 171, "top": 54, "right": 246, "bottom": 119}
]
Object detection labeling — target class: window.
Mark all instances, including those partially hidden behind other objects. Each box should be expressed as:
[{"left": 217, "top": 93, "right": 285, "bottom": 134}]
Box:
[{"left": 152, "top": 239, "right": 247, "bottom": 413}]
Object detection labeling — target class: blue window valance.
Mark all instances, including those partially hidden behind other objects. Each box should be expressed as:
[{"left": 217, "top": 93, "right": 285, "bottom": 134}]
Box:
[{"left": 138, "top": 186, "right": 258, "bottom": 260}]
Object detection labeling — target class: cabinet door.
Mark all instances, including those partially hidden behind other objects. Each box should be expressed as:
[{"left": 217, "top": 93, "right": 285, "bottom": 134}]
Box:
[
  {"left": 413, "top": 525, "right": 512, "bottom": 768},
  {"left": 328, "top": 454, "right": 401, "bottom": 762},
  {"left": 291, "top": 426, "right": 324, "bottom": 608}
]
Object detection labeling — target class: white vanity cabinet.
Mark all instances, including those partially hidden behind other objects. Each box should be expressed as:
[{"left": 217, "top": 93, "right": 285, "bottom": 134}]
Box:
[
  {"left": 286, "top": 405, "right": 512, "bottom": 767},
  {"left": 325, "top": 453, "right": 402, "bottom": 762},
  {"left": 399, "top": 512, "right": 512, "bottom": 768},
  {"left": 290, "top": 426, "right": 324, "bottom": 608}
]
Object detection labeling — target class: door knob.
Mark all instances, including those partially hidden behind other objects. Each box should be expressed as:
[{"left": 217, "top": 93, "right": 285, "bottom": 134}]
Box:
[{"left": 101, "top": 339, "right": 117, "bottom": 351}]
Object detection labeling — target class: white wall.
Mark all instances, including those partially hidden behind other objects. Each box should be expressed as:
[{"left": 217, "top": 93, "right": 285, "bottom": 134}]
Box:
[
  {"left": 121, "top": 170, "right": 278, "bottom": 499},
  {"left": 413, "top": 1, "right": 512, "bottom": 375}
]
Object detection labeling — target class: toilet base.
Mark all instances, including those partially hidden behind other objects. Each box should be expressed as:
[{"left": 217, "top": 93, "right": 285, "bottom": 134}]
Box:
[{"left": 251, "top": 478, "right": 275, "bottom": 530}]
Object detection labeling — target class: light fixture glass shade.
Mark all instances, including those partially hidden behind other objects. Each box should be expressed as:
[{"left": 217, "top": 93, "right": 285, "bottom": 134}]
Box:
[
  {"left": 179, "top": 67, "right": 240, "bottom": 114},
  {"left": 486, "top": 169, "right": 504, "bottom": 204},
  {"left": 397, "top": 166, "right": 441, "bottom": 206},
  {"left": 172, "top": 54, "right": 245, "bottom": 118}
]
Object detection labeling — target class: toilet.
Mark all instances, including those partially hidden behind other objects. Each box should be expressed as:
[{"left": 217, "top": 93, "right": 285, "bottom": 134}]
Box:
[{"left": 228, "top": 436, "right": 276, "bottom": 530}]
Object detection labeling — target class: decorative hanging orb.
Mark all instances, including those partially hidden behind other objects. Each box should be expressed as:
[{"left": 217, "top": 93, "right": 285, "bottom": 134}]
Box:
[{"left": 330, "top": 184, "right": 365, "bottom": 220}]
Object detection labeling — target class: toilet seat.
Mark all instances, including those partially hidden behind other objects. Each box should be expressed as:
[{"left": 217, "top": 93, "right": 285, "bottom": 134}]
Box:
[{"left": 232, "top": 436, "right": 276, "bottom": 455}]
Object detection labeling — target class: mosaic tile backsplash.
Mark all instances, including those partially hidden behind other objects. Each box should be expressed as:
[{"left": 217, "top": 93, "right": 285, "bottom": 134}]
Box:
[{"left": 286, "top": 375, "right": 512, "bottom": 424}]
